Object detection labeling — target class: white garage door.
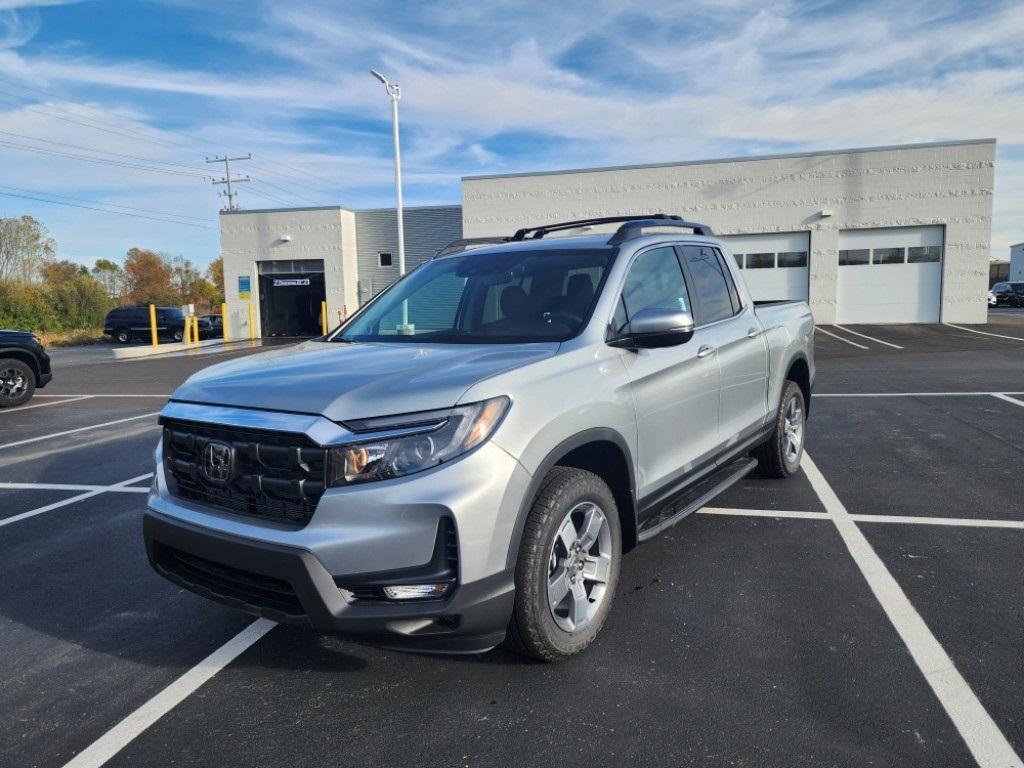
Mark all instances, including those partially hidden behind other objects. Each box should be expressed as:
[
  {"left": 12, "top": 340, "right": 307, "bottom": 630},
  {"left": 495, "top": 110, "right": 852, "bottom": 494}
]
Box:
[
  {"left": 837, "top": 226, "right": 943, "bottom": 324},
  {"left": 720, "top": 232, "right": 809, "bottom": 302}
]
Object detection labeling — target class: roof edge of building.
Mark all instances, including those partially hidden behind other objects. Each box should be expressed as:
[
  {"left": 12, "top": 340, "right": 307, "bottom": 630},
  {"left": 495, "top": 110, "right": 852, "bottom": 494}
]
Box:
[
  {"left": 221, "top": 203, "right": 462, "bottom": 216},
  {"left": 461, "top": 138, "right": 998, "bottom": 182}
]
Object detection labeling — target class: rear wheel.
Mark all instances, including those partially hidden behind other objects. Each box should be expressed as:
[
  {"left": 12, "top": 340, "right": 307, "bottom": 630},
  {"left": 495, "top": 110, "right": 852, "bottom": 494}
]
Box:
[
  {"left": 0, "top": 358, "right": 35, "bottom": 408},
  {"left": 754, "top": 380, "right": 805, "bottom": 478},
  {"left": 505, "top": 467, "right": 621, "bottom": 661}
]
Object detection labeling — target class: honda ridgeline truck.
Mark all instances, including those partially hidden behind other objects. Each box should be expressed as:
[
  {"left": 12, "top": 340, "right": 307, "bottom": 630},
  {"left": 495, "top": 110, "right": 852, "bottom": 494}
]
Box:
[{"left": 145, "top": 215, "right": 815, "bottom": 661}]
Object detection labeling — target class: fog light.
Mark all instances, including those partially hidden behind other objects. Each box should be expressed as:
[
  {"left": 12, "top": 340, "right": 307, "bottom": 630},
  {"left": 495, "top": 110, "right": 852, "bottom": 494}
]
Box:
[{"left": 382, "top": 582, "right": 452, "bottom": 600}]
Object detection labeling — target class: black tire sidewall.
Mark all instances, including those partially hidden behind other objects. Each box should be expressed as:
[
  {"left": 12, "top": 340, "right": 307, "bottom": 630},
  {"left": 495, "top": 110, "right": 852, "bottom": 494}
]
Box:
[
  {"left": 779, "top": 382, "right": 805, "bottom": 474},
  {"left": 0, "top": 359, "right": 35, "bottom": 408},
  {"left": 116, "top": 328, "right": 131, "bottom": 343},
  {"left": 512, "top": 469, "right": 622, "bottom": 660}
]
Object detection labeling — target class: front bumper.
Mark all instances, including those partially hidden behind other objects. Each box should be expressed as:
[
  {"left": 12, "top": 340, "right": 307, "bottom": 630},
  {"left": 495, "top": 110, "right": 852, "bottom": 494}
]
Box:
[{"left": 145, "top": 511, "right": 515, "bottom": 653}]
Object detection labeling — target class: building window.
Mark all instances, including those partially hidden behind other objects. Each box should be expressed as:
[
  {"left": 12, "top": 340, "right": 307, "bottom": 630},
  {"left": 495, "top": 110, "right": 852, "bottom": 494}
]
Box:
[
  {"left": 745, "top": 253, "right": 775, "bottom": 269},
  {"left": 378, "top": 252, "right": 393, "bottom": 267},
  {"left": 733, "top": 253, "right": 744, "bottom": 269},
  {"left": 777, "top": 251, "right": 808, "bottom": 268},
  {"left": 873, "top": 247, "right": 905, "bottom": 265},
  {"left": 908, "top": 246, "right": 941, "bottom": 263},
  {"left": 839, "top": 249, "right": 869, "bottom": 266}
]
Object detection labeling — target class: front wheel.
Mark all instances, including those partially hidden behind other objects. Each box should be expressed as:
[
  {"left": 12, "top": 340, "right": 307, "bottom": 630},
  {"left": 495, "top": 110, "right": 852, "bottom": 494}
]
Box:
[
  {"left": 171, "top": 328, "right": 184, "bottom": 342},
  {"left": 0, "top": 358, "right": 35, "bottom": 408},
  {"left": 505, "top": 467, "right": 621, "bottom": 661},
  {"left": 754, "top": 380, "right": 806, "bottom": 478},
  {"left": 115, "top": 328, "right": 131, "bottom": 344}
]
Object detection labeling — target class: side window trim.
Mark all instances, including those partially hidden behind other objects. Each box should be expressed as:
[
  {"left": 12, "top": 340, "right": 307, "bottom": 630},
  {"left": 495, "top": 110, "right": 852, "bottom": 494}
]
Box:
[
  {"left": 675, "top": 243, "right": 744, "bottom": 327},
  {"left": 604, "top": 241, "right": 693, "bottom": 331}
]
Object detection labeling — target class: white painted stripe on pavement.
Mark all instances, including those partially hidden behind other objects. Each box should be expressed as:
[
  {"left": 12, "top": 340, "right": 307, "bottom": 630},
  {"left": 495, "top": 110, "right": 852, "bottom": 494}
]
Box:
[
  {"left": 992, "top": 393, "right": 1024, "bottom": 409},
  {"left": 61, "top": 619, "right": 276, "bottom": 768},
  {"left": 33, "top": 394, "right": 170, "bottom": 398},
  {"left": 0, "top": 473, "right": 153, "bottom": 528},
  {"left": 701, "top": 506, "right": 1024, "bottom": 529},
  {"left": 802, "top": 452, "right": 1023, "bottom": 768},
  {"left": 0, "top": 412, "right": 161, "bottom": 451},
  {"left": 832, "top": 325, "right": 904, "bottom": 349},
  {"left": 816, "top": 326, "right": 869, "bottom": 349},
  {"left": 0, "top": 395, "right": 93, "bottom": 413},
  {"left": 699, "top": 507, "right": 829, "bottom": 520},
  {"left": 945, "top": 323, "right": 1024, "bottom": 342},
  {"left": 815, "top": 392, "right": 1024, "bottom": 398},
  {"left": 0, "top": 482, "right": 150, "bottom": 494}
]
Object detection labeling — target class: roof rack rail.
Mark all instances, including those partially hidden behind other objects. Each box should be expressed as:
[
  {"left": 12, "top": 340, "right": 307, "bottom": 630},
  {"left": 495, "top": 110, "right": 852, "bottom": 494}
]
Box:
[
  {"left": 510, "top": 214, "right": 713, "bottom": 243},
  {"left": 436, "top": 236, "right": 512, "bottom": 257}
]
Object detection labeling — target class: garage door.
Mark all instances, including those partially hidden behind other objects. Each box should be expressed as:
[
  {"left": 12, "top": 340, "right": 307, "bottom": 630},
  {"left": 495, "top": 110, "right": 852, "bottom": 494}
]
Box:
[
  {"left": 837, "top": 226, "right": 943, "bottom": 324},
  {"left": 720, "top": 232, "right": 809, "bottom": 302}
]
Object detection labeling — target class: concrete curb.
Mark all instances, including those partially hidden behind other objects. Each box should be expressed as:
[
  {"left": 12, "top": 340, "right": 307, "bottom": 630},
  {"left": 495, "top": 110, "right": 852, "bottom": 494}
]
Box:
[{"left": 111, "top": 339, "right": 257, "bottom": 360}]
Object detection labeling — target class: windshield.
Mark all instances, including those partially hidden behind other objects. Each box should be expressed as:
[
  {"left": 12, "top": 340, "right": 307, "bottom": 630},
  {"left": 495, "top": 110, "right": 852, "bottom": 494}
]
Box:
[{"left": 337, "top": 247, "right": 615, "bottom": 344}]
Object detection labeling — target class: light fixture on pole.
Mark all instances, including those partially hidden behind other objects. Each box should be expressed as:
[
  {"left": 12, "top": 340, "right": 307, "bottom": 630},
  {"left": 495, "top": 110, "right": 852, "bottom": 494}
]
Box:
[{"left": 370, "top": 68, "right": 410, "bottom": 332}]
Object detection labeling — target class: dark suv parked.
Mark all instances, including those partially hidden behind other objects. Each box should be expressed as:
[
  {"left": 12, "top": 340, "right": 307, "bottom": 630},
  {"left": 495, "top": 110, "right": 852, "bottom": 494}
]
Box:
[
  {"left": 0, "top": 330, "right": 52, "bottom": 407},
  {"left": 991, "top": 281, "right": 1024, "bottom": 307},
  {"left": 103, "top": 307, "right": 211, "bottom": 343}
]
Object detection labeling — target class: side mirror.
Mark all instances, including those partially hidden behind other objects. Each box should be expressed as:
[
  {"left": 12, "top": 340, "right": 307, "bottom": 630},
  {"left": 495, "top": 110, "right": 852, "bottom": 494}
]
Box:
[{"left": 609, "top": 308, "right": 695, "bottom": 349}]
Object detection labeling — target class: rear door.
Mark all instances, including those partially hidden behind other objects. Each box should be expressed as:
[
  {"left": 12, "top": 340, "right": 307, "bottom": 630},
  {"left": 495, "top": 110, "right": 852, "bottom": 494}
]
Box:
[
  {"left": 679, "top": 244, "right": 769, "bottom": 449},
  {"left": 614, "top": 245, "right": 721, "bottom": 498}
]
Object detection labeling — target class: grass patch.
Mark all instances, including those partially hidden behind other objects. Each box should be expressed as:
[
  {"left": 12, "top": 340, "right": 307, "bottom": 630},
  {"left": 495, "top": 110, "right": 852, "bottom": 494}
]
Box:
[{"left": 38, "top": 328, "right": 109, "bottom": 347}]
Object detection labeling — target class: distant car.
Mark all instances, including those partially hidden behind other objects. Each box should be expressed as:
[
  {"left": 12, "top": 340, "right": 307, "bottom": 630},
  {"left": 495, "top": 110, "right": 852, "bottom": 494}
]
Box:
[
  {"left": 103, "top": 307, "right": 212, "bottom": 343},
  {"left": 200, "top": 314, "right": 223, "bottom": 338},
  {"left": 0, "top": 330, "right": 52, "bottom": 407},
  {"left": 990, "top": 281, "right": 1024, "bottom": 307}
]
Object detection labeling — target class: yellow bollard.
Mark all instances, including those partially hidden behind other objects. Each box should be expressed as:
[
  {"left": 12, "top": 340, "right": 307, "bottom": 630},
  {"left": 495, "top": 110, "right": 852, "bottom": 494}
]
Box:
[
  {"left": 221, "top": 302, "right": 229, "bottom": 342},
  {"left": 248, "top": 302, "right": 256, "bottom": 341},
  {"left": 192, "top": 316, "right": 199, "bottom": 345},
  {"left": 149, "top": 304, "right": 159, "bottom": 348},
  {"left": 321, "top": 300, "right": 327, "bottom": 335}
]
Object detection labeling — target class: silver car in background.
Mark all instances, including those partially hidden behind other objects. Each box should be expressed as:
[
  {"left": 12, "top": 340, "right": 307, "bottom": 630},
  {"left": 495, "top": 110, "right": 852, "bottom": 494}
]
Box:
[{"left": 144, "top": 215, "right": 815, "bottom": 661}]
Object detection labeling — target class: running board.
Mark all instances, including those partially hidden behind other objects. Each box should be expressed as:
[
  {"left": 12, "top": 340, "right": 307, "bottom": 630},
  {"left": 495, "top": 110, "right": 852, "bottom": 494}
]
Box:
[{"left": 637, "top": 456, "right": 758, "bottom": 541}]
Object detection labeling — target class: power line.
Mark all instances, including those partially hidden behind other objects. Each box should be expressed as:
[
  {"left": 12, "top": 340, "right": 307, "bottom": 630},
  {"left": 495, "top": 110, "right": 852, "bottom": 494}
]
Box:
[
  {"left": 0, "top": 183, "right": 214, "bottom": 224},
  {"left": 0, "top": 139, "right": 209, "bottom": 178},
  {"left": 0, "top": 189, "right": 218, "bottom": 229},
  {"left": 207, "top": 154, "right": 250, "bottom": 211},
  {"left": 249, "top": 177, "right": 322, "bottom": 206}
]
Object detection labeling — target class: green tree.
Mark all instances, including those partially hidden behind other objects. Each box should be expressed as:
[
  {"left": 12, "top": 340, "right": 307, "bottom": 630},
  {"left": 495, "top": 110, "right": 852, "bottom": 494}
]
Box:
[
  {"left": 0, "top": 215, "right": 56, "bottom": 282},
  {"left": 92, "top": 258, "right": 126, "bottom": 298},
  {"left": 206, "top": 257, "right": 224, "bottom": 302}
]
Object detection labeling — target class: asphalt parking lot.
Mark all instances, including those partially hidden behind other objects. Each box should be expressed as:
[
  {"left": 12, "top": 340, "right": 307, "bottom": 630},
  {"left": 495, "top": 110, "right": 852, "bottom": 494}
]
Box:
[{"left": 2, "top": 320, "right": 1022, "bottom": 768}]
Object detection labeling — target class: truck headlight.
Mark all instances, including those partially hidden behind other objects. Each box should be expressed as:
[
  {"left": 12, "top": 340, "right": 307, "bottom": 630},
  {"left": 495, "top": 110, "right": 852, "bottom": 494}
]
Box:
[{"left": 327, "top": 396, "right": 509, "bottom": 486}]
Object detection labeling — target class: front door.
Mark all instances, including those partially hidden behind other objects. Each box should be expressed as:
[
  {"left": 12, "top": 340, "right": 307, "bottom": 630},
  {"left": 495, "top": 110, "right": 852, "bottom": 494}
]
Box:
[{"left": 614, "top": 246, "right": 722, "bottom": 500}]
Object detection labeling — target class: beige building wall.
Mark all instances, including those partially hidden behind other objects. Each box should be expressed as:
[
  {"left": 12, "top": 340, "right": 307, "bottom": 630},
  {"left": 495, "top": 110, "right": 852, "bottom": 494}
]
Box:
[{"left": 462, "top": 140, "right": 995, "bottom": 324}]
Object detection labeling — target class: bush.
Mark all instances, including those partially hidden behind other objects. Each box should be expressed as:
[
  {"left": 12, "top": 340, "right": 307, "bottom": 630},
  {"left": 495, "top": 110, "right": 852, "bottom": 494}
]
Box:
[{"left": 0, "top": 276, "right": 114, "bottom": 333}]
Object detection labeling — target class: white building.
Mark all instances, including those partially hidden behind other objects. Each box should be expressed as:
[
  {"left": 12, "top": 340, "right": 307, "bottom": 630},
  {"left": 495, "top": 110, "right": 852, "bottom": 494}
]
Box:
[
  {"left": 217, "top": 139, "right": 995, "bottom": 335},
  {"left": 1011, "top": 242, "right": 1024, "bottom": 281},
  {"left": 463, "top": 139, "right": 995, "bottom": 324},
  {"left": 219, "top": 204, "right": 461, "bottom": 339}
]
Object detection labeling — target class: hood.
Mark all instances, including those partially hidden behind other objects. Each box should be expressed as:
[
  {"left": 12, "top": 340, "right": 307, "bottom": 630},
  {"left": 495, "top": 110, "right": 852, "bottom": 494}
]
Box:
[{"left": 170, "top": 340, "right": 558, "bottom": 422}]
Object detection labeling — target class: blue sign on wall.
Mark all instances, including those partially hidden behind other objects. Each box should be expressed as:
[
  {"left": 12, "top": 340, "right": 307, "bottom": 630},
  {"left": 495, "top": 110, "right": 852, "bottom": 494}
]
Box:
[{"left": 238, "top": 275, "right": 251, "bottom": 299}]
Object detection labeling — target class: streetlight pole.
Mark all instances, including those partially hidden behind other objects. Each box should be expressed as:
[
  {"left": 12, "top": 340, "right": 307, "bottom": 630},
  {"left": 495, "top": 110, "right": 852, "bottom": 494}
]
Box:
[{"left": 370, "top": 69, "right": 409, "bottom": 329}]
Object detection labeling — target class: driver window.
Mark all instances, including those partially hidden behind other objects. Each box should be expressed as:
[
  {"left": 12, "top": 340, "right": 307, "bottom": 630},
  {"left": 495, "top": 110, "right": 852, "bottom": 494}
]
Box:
[{"left": 620, "top": 247, "right": 691, "bottom": 326}]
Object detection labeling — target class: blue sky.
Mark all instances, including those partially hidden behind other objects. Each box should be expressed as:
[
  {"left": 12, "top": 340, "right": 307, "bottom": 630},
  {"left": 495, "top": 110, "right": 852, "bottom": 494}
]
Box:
[{"left": 0, "top": 0, "right": 1021, "bottom": 269}]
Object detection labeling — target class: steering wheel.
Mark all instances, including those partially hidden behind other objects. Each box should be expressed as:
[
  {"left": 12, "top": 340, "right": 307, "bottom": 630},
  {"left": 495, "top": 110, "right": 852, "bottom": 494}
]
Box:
[{"left": 545, "top": 310, "right": 582, "bottom": 327}]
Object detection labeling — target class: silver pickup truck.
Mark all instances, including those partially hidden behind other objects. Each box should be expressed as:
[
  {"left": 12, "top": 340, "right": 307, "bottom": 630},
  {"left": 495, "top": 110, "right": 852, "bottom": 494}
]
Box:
[{"left": 145, "top": 215, "right": 814, "bottom": 661}]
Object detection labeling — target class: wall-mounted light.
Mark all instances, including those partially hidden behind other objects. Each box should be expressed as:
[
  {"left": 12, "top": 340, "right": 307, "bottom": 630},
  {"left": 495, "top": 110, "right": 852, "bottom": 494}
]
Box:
[
  {"left": 279, "top": 234, "right": 292, "bottom": 242},
  {"left": 817, "top": 209, "right": 833, "bottom": 218}
]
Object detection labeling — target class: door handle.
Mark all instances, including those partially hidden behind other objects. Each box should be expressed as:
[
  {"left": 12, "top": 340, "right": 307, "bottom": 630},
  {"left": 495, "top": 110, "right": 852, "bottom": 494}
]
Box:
[
  {"left": 697, "top": 345, "right": 716, "bottom": 359},
  {"left": 747, "top": 328, "right": 761, "bottom": 338}
]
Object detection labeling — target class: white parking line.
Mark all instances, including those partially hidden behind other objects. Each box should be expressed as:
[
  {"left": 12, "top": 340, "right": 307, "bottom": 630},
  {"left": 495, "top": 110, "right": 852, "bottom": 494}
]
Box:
[
  {"left": 0, "top": 395, "right": 93, "bottom": 413},
  {"left": 816, "top": 326, "right": 869, "bottom": 350},
  {"left": 61, "top": 619, "right": 276, "bottom": 768},
  {"left": 802, "top": 452, "right": 1023, "bottom": 768},
  {"left": 0, "top": 412, "right": 161, "bottom": 451},
  {"left": 0, "top": 481, "right": 150, "bottom": 494},
  {"left": 700, "top": 506, "right": 1024, "bottom": 529},
  {"left": 33, "top": 394, "right": 170, "bottom": 398},
  {"left": 0, "top": 473, "right": 153, "bottom": 528},
  {"left": 816, "top": 391, "right": 1024, "bottom": 397},
  {"left": 832, "top": 325, "right": 905, "bottom": 349},
  {"left": 945, "top": 323, "right": 1024, "bottom": 342},
  {"left": 992, "top": 393, "right": 1024, "bottom": 409}
]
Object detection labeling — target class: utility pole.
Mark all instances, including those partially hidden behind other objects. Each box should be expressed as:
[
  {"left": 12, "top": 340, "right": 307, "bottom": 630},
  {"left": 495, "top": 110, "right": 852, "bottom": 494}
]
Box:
[{"left": 206, "top": 154, "right": 251, "bottom": 211}]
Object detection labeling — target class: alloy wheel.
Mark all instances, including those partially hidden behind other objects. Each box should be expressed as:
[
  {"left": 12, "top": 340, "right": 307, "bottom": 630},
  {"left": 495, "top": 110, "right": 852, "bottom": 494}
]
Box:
[
  {"left": 547, "top": 501, "right": 613, "bottom": 632},
  {"left": 783, "top": 394, "right": 804, "bottom": 464},
  {"left": 0, "top": 367, "right": 27, "bottom": 399}
]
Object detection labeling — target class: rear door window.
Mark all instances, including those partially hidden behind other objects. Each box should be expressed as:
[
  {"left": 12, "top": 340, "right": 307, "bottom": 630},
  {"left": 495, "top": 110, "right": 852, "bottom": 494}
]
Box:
[{"left": 680, "top": 245, "right": 740, "bottom": 324}]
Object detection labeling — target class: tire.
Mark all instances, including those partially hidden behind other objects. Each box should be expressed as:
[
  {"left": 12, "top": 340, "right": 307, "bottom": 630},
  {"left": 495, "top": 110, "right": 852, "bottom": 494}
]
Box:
[
  {"left": 0, "top": 358, "right": 36, "bottom": 408},
  {"left": 171, "top": 328, "right": 184, "bottom": 342},
  {"left": 754, "top": 380, "right": 806, "bottom": 479},
  {"left": 505, "top": 467, "right": 621, "bottom": 661},
  {"left": 115, "top": 327, "right": 131, "bottom": 344}
]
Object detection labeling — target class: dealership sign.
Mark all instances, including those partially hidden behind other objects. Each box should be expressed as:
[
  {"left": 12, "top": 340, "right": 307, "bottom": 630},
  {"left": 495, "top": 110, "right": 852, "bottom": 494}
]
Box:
[{"left": 273, "top": 278, "right": 311, "bottom": 287}]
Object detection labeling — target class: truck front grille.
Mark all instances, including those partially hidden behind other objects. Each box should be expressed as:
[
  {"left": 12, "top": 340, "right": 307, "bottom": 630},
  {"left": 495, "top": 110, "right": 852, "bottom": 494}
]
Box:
[{"left": 161, "top": 417, "right": 327, "bottom": 526}]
